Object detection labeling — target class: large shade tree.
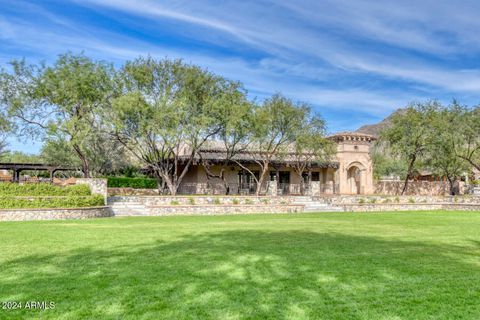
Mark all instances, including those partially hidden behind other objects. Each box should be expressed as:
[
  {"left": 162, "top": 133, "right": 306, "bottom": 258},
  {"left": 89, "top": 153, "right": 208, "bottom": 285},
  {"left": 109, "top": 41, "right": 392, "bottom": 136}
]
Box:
[
  {"left": 289, "top": 113, "right": 334, "bottom": 195},
  {"left": 425, "top": 106, "right": 469, "bottom": 194},
  {"left": 0, "top": 53, "right": 116, "bottom": 177},
  {"left": 109, "top": 57, "right": 238, "bottom": 195},
  {"left": 200, "top": 85, "right": 254, "bottom": 194},
  {"left": 380, "top": 102, "right": 441, "bottom": 195},
  {"left": 239, "top": 94, "right": 309, "bottom": 195},
  {"left": 451, "top": 104, "right": 480, "bottom": 172}
]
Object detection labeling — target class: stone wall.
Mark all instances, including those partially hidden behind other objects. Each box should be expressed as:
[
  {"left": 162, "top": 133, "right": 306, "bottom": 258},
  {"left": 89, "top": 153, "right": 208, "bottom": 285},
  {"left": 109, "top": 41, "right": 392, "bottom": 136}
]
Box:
[
  {"left": 0, "top": 207, "right": 113, "bottom": 222},
  {"left": 146, "top": 204, "right": 304, "bottom": 216},
  {"left": 341, "top": 203, "right": 480, "bottom": 212},
  {"left": 108, "top": 188, "right": 160, "bottom": 196},
  {"left": 108, "top": 195, "right": 296, "bottom": 206},
  {"left": 76, "top": 178, "right": 108, "bottom": 203},
  {"left": 322, "top": 194, "right": 480, "bottom": 205},
  {"left": 374, "top": 180, "right": 453, "bottom": 196}
]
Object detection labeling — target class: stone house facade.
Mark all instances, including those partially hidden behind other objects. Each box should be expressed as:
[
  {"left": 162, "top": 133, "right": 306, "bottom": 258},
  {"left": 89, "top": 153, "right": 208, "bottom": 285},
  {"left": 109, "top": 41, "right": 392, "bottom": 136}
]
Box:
[{"left": 178, "top": 132, "right": 376, "bottom": 195}]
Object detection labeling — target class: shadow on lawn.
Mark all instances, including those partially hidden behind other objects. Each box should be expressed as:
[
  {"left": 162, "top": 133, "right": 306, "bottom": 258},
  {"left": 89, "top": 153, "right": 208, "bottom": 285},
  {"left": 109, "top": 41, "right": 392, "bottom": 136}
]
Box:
[{"left": 1, "top": 230, "right": 479, "bottom": 319}]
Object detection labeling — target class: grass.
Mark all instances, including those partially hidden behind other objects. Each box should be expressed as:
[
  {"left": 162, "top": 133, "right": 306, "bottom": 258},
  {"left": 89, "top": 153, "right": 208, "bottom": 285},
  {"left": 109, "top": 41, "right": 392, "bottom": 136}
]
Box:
[{"left": 0, "top": 211, "right": 480, "bottom": 319}]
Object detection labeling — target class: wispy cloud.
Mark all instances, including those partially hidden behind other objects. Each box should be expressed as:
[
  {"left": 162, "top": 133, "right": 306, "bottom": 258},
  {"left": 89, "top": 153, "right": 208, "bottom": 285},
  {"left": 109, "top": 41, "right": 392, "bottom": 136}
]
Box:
[{"left": 1, "top": 0, "right": 480, "bottom": 142}]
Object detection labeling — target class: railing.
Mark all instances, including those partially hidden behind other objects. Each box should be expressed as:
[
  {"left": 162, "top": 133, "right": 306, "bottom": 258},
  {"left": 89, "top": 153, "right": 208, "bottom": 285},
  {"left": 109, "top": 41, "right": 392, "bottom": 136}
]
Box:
[
  {"left": 176, "top": 182, "right": 268, "bottom": 195},
  {"left": 0, "top": 176, "right": 77, "bottom": 185}
]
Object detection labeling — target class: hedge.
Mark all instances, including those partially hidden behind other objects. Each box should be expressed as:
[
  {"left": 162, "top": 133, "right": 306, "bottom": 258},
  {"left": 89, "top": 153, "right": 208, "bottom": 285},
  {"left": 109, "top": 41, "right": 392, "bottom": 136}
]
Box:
[
  {"left": 0, "top": 183, "right": 91, "bottom": 196},
  {"left": 0, "top": 195, "right": 105, "bottom": 209},
  {"left": 107, "top": 177, "right": 157, "bottom": 189}
]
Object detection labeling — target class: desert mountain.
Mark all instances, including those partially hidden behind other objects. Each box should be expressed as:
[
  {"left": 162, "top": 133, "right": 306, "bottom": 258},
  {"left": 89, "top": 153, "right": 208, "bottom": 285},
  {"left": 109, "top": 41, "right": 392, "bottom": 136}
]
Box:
[{"left": 355, "top": 109, "right": 405, "bottom": 137}]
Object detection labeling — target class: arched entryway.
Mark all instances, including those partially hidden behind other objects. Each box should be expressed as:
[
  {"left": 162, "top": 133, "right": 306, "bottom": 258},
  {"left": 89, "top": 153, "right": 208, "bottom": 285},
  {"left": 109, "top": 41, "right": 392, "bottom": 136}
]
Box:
[{"left": 347, "top": 165, "right": 362, "bottom": 194}]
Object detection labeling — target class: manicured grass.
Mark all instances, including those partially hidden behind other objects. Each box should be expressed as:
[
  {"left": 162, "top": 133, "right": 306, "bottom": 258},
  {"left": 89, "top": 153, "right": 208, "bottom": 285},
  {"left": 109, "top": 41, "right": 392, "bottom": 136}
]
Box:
[{"left": 0, "top": 211, "right": 479, "bottom": 319}]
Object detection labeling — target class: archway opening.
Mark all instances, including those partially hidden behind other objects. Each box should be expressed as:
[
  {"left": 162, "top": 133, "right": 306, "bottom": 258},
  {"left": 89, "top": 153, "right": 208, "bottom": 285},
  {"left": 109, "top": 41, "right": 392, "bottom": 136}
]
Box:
[{"left": 347, "top": 166, "right": 361, "bottom": 194}]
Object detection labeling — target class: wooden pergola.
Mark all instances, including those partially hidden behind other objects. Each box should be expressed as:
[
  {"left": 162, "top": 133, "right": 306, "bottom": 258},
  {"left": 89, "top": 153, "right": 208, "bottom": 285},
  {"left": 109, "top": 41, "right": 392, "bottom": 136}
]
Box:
[{"left": 0, "top": 163, "right": 79, "bottom": 182}]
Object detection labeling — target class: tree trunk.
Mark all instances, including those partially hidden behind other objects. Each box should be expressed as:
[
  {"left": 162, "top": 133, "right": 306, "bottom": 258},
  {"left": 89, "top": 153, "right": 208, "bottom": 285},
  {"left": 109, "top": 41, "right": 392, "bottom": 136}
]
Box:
[
  {"left": 402, "top": 156, "right": 416, "bottom": 195},
  {"left": 155, "top": 173, "right": 163, "bottom": 194},
  {"left": 219, "top": 168, "right": 231, "bottom": 195},
  {"left": 256, "top": 165, "right": 269, "bottom": 196},
  {"left": 447, "top": 177, "right": 455, "bottom": 195},
  {"left": 72, "top": 144, "right": 90, "bottom": 178}
]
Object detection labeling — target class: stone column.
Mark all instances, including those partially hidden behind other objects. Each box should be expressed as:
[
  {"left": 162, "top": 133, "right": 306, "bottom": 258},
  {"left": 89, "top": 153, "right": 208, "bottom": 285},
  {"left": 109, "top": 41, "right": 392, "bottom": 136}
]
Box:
[
  {"left": 268, "top": 173, "right": 278, "bottom": 196},
  {"left": 310, "top": 181, "right": 320, "bottom": 196},
  {"left": 76, "top": 178, "right": 108, "bottom": 205}
]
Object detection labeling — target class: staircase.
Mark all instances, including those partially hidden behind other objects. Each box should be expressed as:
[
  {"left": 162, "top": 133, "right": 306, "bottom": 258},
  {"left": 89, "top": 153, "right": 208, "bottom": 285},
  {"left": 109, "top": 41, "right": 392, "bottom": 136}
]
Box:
[
  {"left": 291, "top": 196, "right": 344, "bottom": 213},
  {"left": 108, "top": 200, "right": 150, "bottom": 216},
  {"left": 108, "top": 196, "right": 344, "bottom": 216}
]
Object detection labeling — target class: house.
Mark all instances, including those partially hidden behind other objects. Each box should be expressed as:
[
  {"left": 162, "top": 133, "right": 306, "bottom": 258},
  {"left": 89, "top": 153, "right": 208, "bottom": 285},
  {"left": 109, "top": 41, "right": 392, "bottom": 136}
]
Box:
[{"left": 177, "top": 132, "right": 376, "bottom": 195}]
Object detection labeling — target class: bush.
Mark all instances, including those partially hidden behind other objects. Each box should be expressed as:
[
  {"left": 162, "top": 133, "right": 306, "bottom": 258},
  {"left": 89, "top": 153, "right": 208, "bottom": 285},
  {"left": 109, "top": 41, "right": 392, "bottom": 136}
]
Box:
[
  {"left": 107, "top": 177, "right": 157, "bottom": 189},
  {"left": 0, "top": 195, "right": 104, "bottom": 209},
  {"left": 0, "top": 183, "right": 91, "bottom": 196}
]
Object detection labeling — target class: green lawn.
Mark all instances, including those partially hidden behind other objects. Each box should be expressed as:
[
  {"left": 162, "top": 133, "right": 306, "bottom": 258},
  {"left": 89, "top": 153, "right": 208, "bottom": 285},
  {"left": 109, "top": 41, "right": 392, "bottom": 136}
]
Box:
[{"left": 1, "top": 211, "right": 479, "bottom": 319}]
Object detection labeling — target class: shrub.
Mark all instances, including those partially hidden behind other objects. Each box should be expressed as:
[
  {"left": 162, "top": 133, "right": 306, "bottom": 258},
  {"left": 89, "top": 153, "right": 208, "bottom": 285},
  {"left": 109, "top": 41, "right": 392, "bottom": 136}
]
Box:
[
  {"left": 107, "top": 177, "right": 157, "bottom": 189},
  {"left": 358, "top": 198, "right": 365, "bottom": 204},
  {"left": 394, "top": 196, "right": 400, "bottom": 203},
  {"left": 244, "top": 198, "right": 253, "bottom": 205},
  {"left": 170, "top": 200, "right": 179, "bottom": 205},
  {"left": 369, "top": 198, "right": 377, "bottom": 204},
  {"left": 232, "top": 198, "right": 240, "bottom": 205},
  {"left": 0, "top": 195, "right": 104, "bottom": 209},
  {"left": 188, "top": 197, "right": 195, "bottom": 205},
  {"left": 0, "top": 183, "right": 91, "bottom": 196},
  {"left": 408, "top": 198, "right": 415, "bottom": 203}
]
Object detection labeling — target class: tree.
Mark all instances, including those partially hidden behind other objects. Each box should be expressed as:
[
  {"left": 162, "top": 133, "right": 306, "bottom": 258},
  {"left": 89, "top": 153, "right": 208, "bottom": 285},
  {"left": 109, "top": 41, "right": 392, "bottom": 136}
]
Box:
[
  {"left": 451, "top": 104, "right": 480, "bottom": 172},
  {"left": 0, "top": 53, "right": 116, "bottom": 177},
  {"left": 380, "top": 102, "right": 440, "bottom": 195},
  {"left": 40, "top": 134, "right": 131, "bottom": 176},
  {"left": 370, "top": 142, "right": 407, "bottom": 180},
  {"left": 240, "top": 94, "right": 307, "bottom": 195},
  {"left": 109, "top": 57, "right": 235, "bottom": 195},
  {"left": 200, "top": 85, "right": 254, "bottom": 194},
  {"left": 0, "top": 72, "right": 13, "bottom": 159},
  {"left": 426, "top": 107, "right": 468, "bottom": 195},
  {"left": 0, "top": 136, "right": 7, "bottom": 159},
  {"left": 289, "top": 114, "right": 334, "bottom": 195}
]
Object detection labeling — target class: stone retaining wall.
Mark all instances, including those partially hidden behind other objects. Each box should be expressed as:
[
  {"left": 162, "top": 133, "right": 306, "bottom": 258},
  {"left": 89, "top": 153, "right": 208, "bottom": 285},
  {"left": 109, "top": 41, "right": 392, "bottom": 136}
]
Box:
[
  {"left": 0, "top": 206, "right": 113, "bottom": 221},
  {"left": 109, "top": 195, "right": 295, "bottom": 206},
  {"left": 146, "top": 204, "right": 304, "bottom": 216},
  {"left": 76, "top": 178, "right": 108, "bottom": 203},
  {"left": 341, "top": 203, "right": 480, "bottom": 212},
  {"left": 320, "top": 195, "right": 480, "bottom": 205},
  {"left": 108, "top": 188, "right": 159, "bottom": 196},
  {"left": 374, "top": 181, "right": 454, "bottom": 196}
]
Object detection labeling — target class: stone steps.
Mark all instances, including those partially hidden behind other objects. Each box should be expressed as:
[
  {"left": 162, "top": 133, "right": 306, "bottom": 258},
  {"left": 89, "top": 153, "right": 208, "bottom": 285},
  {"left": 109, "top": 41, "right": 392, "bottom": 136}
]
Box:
[
  {"left": 109, "top": 196, "right": 345, "bottom": 216},
  {"left": 110, "top": 201, "right": 150, "bottom": 216},
  {"left": 292, "top": 197, "right": 344, "bottom": 212}
]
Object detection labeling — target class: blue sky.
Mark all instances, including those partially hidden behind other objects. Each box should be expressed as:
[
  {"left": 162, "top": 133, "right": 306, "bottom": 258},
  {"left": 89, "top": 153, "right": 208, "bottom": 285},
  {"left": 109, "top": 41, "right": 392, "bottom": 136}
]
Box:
[{"left": 2, "top": 0, "right": 480, "bottom": 153}]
